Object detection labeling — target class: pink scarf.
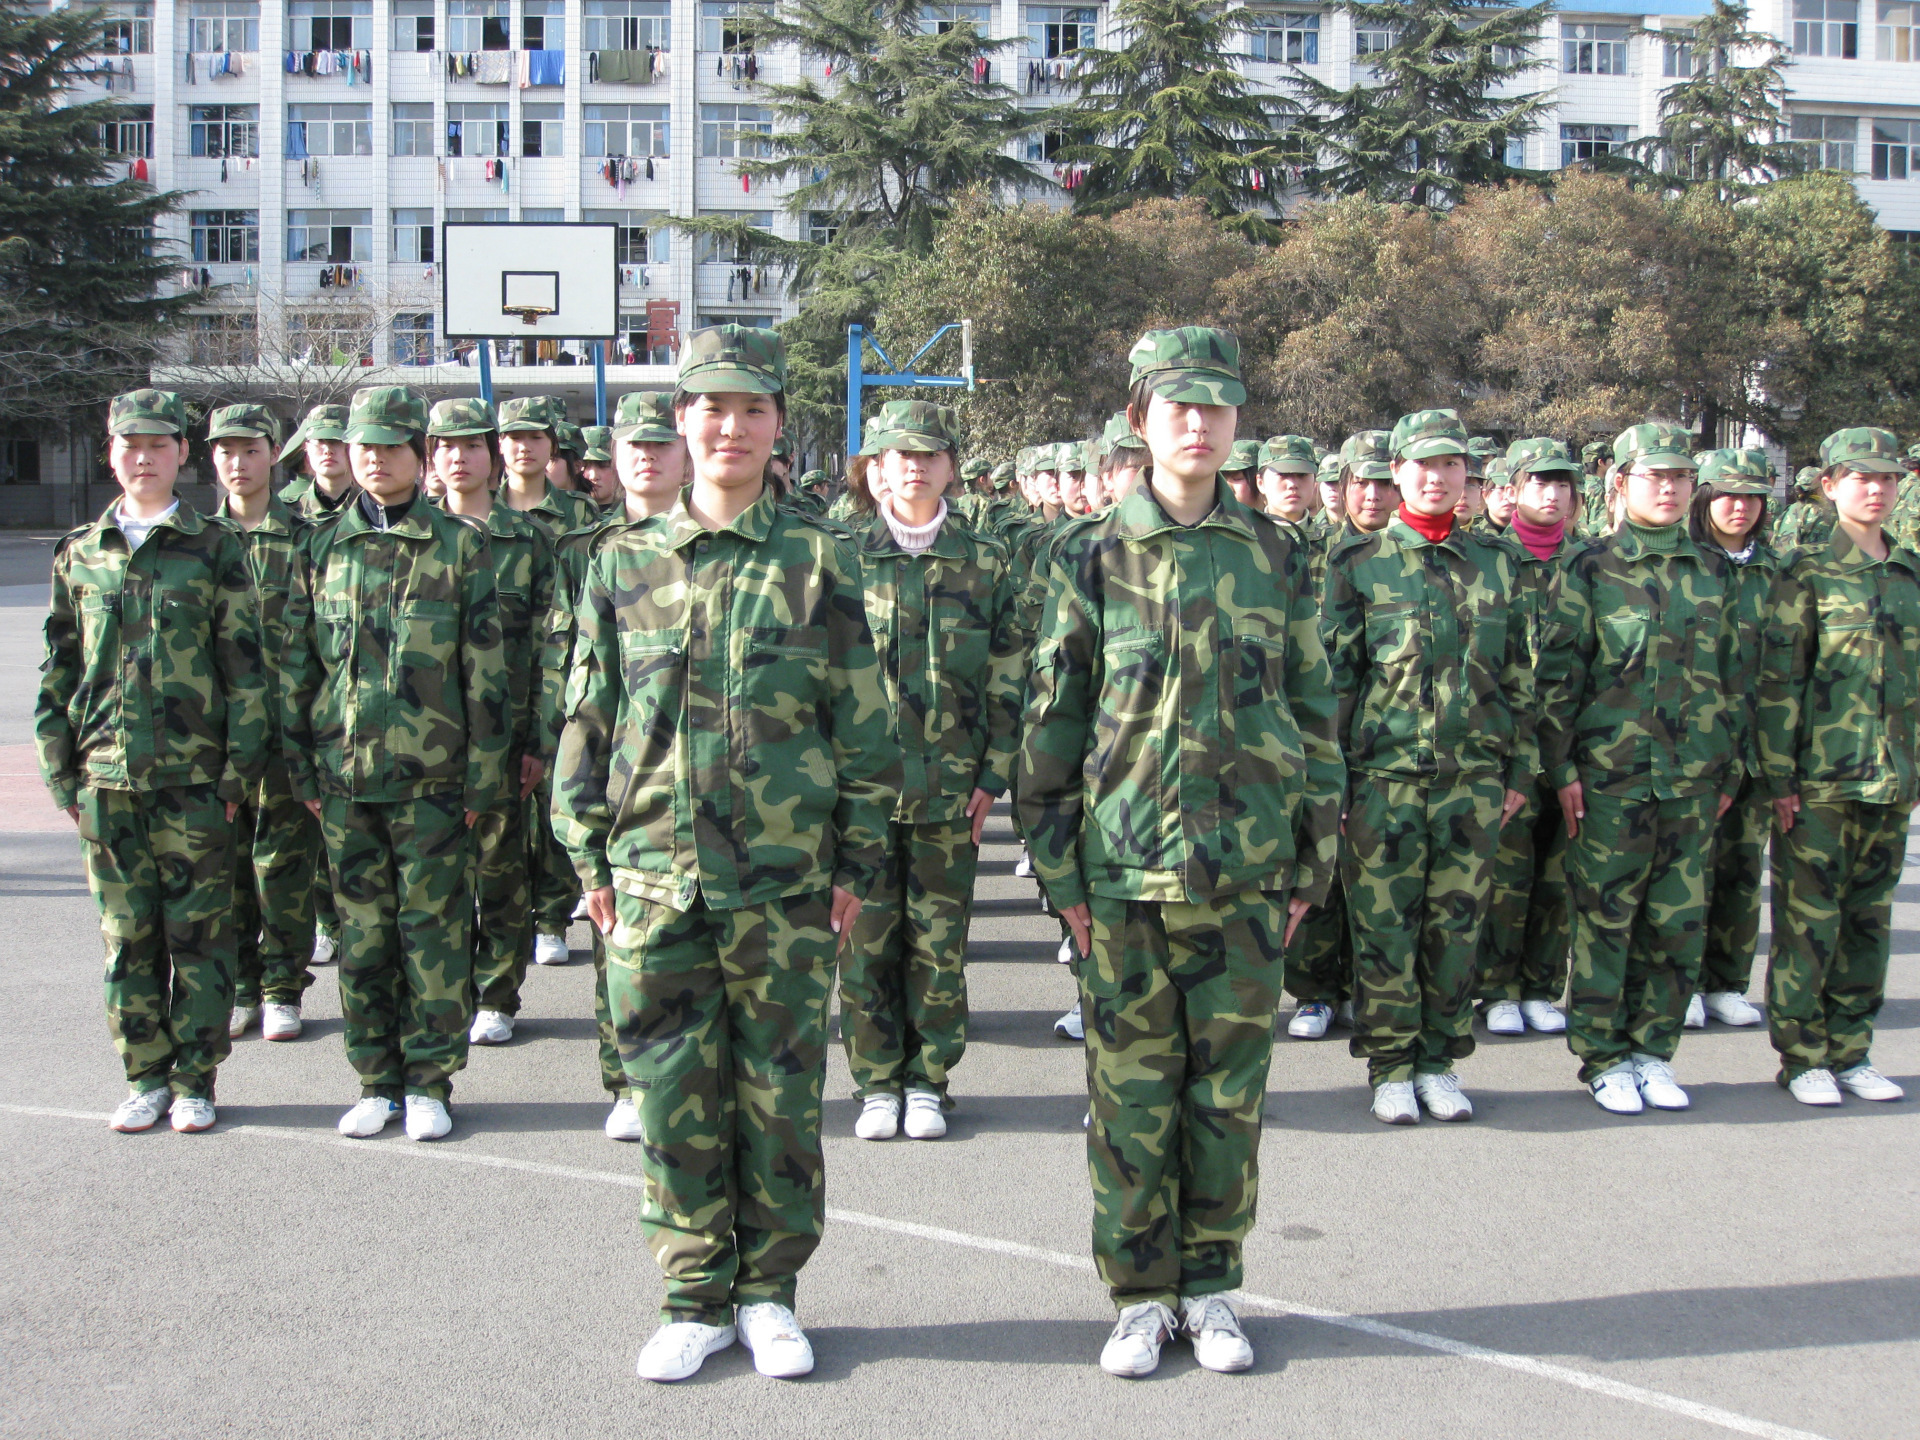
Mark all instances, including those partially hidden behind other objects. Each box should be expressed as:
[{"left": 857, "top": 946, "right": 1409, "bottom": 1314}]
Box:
[{"left": 1510, "top": 513, "right": 1565, "bottom": 562}]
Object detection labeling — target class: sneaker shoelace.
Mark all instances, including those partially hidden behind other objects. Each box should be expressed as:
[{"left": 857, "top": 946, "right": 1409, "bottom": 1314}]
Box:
[
  {"left": 1422, "top": 1073, "right": 1462, "bottom": 1094},
  {"left": 1841, "top": 1066, "right": 1883, "bottom": 1085},
  {"left": 1637, "top": 1060, "right": 1676, "bottom": 1087},
  {"left": 1114, "top": 1304, "right": 1174, "bottom": 1343},
  {"left": 1185, "top": 1297, "right": 1238, "bottom": 1337},
  {"left": 746, "top": 1306, "right": 802, "bottom": 1343}
]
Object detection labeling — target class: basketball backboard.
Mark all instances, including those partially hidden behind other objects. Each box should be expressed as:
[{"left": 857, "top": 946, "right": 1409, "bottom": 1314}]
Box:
[{"left": 441, "top": 222, "right": 619, "bottom": 339}]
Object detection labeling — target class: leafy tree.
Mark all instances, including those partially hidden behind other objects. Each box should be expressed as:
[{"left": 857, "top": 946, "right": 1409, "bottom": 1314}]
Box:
[{"left": 1292, "top": 0, "right": 1554, "bottom": 208}]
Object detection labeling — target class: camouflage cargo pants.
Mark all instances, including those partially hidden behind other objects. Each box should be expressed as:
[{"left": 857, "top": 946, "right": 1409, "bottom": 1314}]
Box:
[
  {"left": 1700, "top": 773, "right": 1767, "bottom": 997},
  {"left": 1767, "top": 796, "right": 1905, "bottom": 1080},
  {"left": 839, "top": 817, "right": 976, "bottom": 1102},
  {"left": 321, "top": 791, "right": 474, "bottom": 1102},
  {"left": 78, "top": 783, "right": 236, "bottom": 1100},
  {"left": 230, "top": 778, "right": 320, "bottom": 1007},
  {"left": 589, "top": 927, "right": 627, "bottom": 1098},
  {"left": 1343, "top": 775, "right": 1504, "bottom": 1085},
  {"left": 1565, "top": 790, "right": 1716, "bottom": 1082},
  {"left": 527, "top": 773, "right": 580, "bottom": 935},
  {"left": 1083, "top": 890, "right": 1286, "bottom": 1311},
  {"left": 471, "top": 793, "right": 533, "bottom": 1015},
  {"left": 1284, "top": 870, "right": 1351, "bottom": 1007},
  {"left": 312, "top": 871, "right": 338, "bottom": 937},
  {"left": 607, "top": 888, "right": 834, "bottom": 1325},
  {"left": 1476, "top": 778, "right": 1570, "bottom": 1004}
]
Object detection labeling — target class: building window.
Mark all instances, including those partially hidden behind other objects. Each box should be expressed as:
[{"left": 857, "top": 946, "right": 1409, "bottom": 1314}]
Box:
[
  {"left": 701, "top": 104, "right": 771, "bottom": 158},
  {"left": 1888, "top": 228, "right": 1919, "bottom": 261},
  {"left": 587, "top": 102, "right": 670, "bottom": 155},
  {"left": 1248, "top": 11, "right": 1318, "bottom": 64},
  {"left": 287, "top": 207, "right": 372, "bottom": 262},
  {"left": 391, "top": 101, "right": 434, "bottom": 154},
  {"left": 807, "top": 210, "right": 838, "bottom": 245},
  {"left": 1879, "top": 0, "right": 1919, "bottom": 58},
  {"left": 523, "top": 0, "right": 563, "bottom": 49},
  {"left": 288, "top": 0, "right": 371, "bottom": 52},
  {"left": 392, "top": 207, "right": 435, "bottom": 262},
  {"left": 1026, "top": 5, "right": 1097, "bottom": 57},
  {"left": 700, "top": 0, "right": 769, "bottom": 53},
  {"left": 189, "top": 1, "right": 259, "bottom": 52},
  {"left": 393, "top": 311, "right": 435, "bottom": 364},
  {"left": 697, "top": 210, "right": 773, "bottom": 263},
  {"left": 446, "top": 101, "right": 508, "bottom": 156},
  {"left": 190, "top": 209, "right": 259, "bottom": 262},
  {"left": 1794, "top": 0, "right": 1859, "bottom": 56},
  {"left": 102, "top": 3, "right": 154, "bottom": 53},
  {"left": 585, "top": 0, "right": 671, "bottom": 51},
  {"left": 1662, "top": 36, "right": 1697, "bottom": 75},
  {"left": 1023, "top": 129, "right": 1064, "bottom": 161},
  {"left": 447, "top": 0, "right": 510, "bottom": 51},
  {"left": 1873, "top": 118, "right": 1917, "bottom": 177},
  {"left": 522, "top": 102, "right": 564, "bottom": 156},
  {"left": 1504, "top": 134, "right": 1527, "bottom": 167},
  {"left": 392, "top": 0, "right": 433, "bottom": 50},
  {"left": 187, "top": 312, "right": 259, "bottom": 364},
  {"left": 1790, "top": 112, "right": 1857, "bottom": 170},
  {"left": 699, "top": 312, "right": 776, "bottom": 328},
  {"left": 1354, "top": 23, "right": 1395, "bottom": 56},
  {"left": 286, "top": 103, "right": 371, "bottom": 157},
  {"left": 920, "top": 3, "right": 993, "bottom": 33},
  {"left": 288, "top": 311, "right": 373, "bottom": 365},
  {"left": 0, "top": 439, "right": 41, "bottom": 486},
  {"left": 1563, "top": 22, "right": 1629, "bottom": 74},
  {"left": 100, "top": 106, "right": 154, "bottom": 156},
  {"left": 587, "top": 209, "right": 670, "bottom": 262},
  {"left": 1560, "top": 122, "right": 1629, "bottom": 165},
  {"left": 189, "top": 102, "right": 259, "bottom": 156}
]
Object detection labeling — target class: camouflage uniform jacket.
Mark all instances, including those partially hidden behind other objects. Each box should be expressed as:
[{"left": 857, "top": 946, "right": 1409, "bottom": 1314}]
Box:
[
  {"left": 1773, "top": 498, "right": 1834, "bottom": 551},
  {"left": 1015, "top": 483, "right": 1343, "bottom": 911},
  {"left": 541, "top": 513, "right": 642, "bottom": 756},
  {"left": 1887, "top": 475, "right": 1920, "bottom": 552},
  {"left": 37, "top": 502, "right": 270, "bottom": 811},
  {"left": 283, "top": 497, "right": 510, "bottom": 812},
  {"left": 1713, "top": 537, "right": 1789, "bottom": 780},
  {"left": 856, "top": 514, "right": 1026, "bottom": 822},
  {"left": 214, "top": 494, "right": 309, "bottom": 796},
  {"left": 471, "top": 498, "right": 559, "bottom": 765},
  {"left": 510, "top": 483, "right": 597, "bottom": 545},
  {"left": 277, "top": 473, "right": 358, "bottom": 524},
  {"left": 1322, "top": 517, "right": 1538, "bottom": 793},
  {"left": 1538, "top": 523, "right": 1745, "bottom": 800},
  {"left": 1759, "top": 527, "right": 1920, "bottom": 806},
  {"left": 553, "top": 487, "right": 899, "bottom": 910}
]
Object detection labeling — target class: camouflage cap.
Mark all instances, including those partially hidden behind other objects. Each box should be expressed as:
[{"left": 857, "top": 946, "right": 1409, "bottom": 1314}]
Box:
[
  {"left": 1390, "top": 409, "right": 1471, "bottom": 463},
  {"left": 1507, "top": 436, "right": 1582, "bottom": 479},
  {"left": 345, "top": 385, "right": 428, "bottom": 444},
  {"left": 1819, "top": 426, "right": 1904, "bottom": 475},
  {"left": 279, "top": 402, "right": 347, "bottom": 463},
  {"left": 1484, "top": 457, "right": 1510, "bottom": 485},
  {"left": 989, "top": 460, "right": 1015, "bottom": 489},
  {"left": 1696, "top": 446, "right": 1774, "bottom": 494},
  {"left": 1059, "top": 441, "right": 1090, "bottom": 474},
  {"left": 960, "top": 457, "right": 993, "bottom": 482},
  {"left": 770, "top": 434, "right": 793, "bottom": 460},
  {"left": 1030, "top": 443, "right": 1059, "bottom": 475},
  {"left": 1580, "top": 440, "right": 1610, "bottom": 467},
  {"left": 1101, "top": 410, "right": 1147, "bottom": 454},
  {"left": 1258, "top": 434, "right": 1318, "bottom": 474},
  {"left": 1794, "top": 464, "right": 1822, "bottom": 493},
  {"left": 611, "top": 390, "right": 677, "bottom": 443},
  {"left": 1221, "top": 438, "right": 1260, "bottom": 474},
  {"left": 554, "top": 421, "right": 585, "bottom": 459},
  {"left": 1126, "top": 326, "right": 1247, "bottom": 407},
  {"left": 1466, "top": 435, "right": 1500, "bottom": 479},
  {"left": 108, "top": 388, "right": 187, "bottom": 437},
  {"left": 1614, "top": 422, "right": 1698, "bottom": 471},
  {"left": 869, "top": 399, "right": 960, "bottom": 454},
  {"left": 799, "top": 468, "right": 827, "bottom": 488},
  {"left": 206, "top": 403, "right": 282, "bottom": 445},
  {"left": 498, "top": 395, "right": 566, "bottom": 435},
  {"left": 426, "top": 397, "right": 497, "bottom": 438},
  {"left": 675, "top": 323, "right": 786, "bottom": 396},
  {"left": 1317, "top": 452, "right": 1343, "bottom": 485},
  {"left": 1341, "top": 430, "right": 1394, "bottom": 481},
  {"left": 579, "top": 425, "right": 613, "bottom": 463},
  {"left": 1014, "top": 445, "right": 1039, "bottom": 478},
  {"left": 1907, "top": 440, "right": 1920, "bottom": 461}
]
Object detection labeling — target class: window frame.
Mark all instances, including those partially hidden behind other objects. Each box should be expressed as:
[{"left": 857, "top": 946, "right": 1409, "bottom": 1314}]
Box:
[
  {"left": 287, "top": 0, "right": 372, "bottom": 52},
  {"left": 391, "top": 206, "right": 436, "bottom": 262},
  {"left": 1872, "top": 118, "right": 1915, "bottom": 178},
  {"left": 1247, "top": 10, "right": 1320, "bottom": 65},
  {"left": 285, "top": 207, "right": 374, "bottom": 263},
  {"left": 188, "top": 1, "right": 259, "bottom": 53},
  {"left": 189, "top": 207, "right": 260, "bottom": 263},
  {"left": 1793, "top": 0, "right": 1860, "bottom": 57},
  {"left": 1560, "top": 121, "right": 1630, "bottom": 165},
  {"left": 391, "top": 0, "right": 434, "bottom": 51},
  {"left": 1562, "top": 22, "right": 1630, "bottom": 74},
  {"left": 700, "top": 102, "right": 771, "bottom": 159},
  {"left": 584, "top": 0, "right": 671, "bottom": 52}
]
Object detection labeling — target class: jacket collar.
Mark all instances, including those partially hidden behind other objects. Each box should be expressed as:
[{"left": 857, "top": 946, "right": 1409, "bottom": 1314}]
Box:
[
  {"left": 1610, "top": 520, "right": 1700, "bottom": 564},
  {"left": 1112, "top": 476, "right": 1256, "bottom": 542},
  {"left": 860, "top": 510, "right": 968, "bottom": 561},
  {"left": 214, "top": 492, "right": 300, "bottom": 535},
  {"left": 653, "top": 485, "right": 778, "bottom": 552},
  {"left": 95, "top": 496, "right": 204, "bottom": 542},
  {"left": 1383, "top": 513, "right": 1474, "bottom": 556},
  {"left": 1827, "top": 524, "right": 1920, "bottom": 577},
  {"left": 332, "top": 490, "right": 439, "bottom": 541}
]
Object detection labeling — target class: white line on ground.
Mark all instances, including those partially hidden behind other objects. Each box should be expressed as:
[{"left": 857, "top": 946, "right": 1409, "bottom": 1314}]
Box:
[{"left": 0, "top": 1102, "right": 1837, "bottom": 1440}]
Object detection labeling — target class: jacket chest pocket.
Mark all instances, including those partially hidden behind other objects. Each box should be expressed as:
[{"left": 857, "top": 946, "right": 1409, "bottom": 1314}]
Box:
[
  {"left": 396, "top": 600, "right": 459, "bottom": 667},
  {"left": 76, "top": 589, "right": 121, "bottom": 652},
  {"left": 1815, "top": 590, "right": 1874, "bottom": 680},
  {"left": 151, "top": 591, "right": 210, "bottom": 681},
  {"left": 495, "top": 586, "right": 531, "bottom": 638},
  {"left": 1597, "top": 607, "right": 1649, "bottom": 677},
  {"left": 1225, "top": 624, "right": 1287, "bottom": 714},
  {"left": 939, "top": 617, "right": 991, "bottom": 684},
  {"left": 1365, "top": 601, "right": 1420, "bottom": 670},
  {"left": 741, "top": 625, "right": 827, "bottom": 744}
]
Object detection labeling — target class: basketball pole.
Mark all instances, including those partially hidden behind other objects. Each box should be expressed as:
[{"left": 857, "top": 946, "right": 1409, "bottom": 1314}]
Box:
[
  {"left": 593, "top": 340, "right": 608, "bottom": 426},
  {"left": 478, "top": 340, "right": 494, "bottom": 406}
]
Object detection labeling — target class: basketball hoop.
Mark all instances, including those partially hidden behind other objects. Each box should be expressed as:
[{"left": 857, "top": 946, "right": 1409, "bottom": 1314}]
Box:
[{"left": 504, "top": 304, "right": 555, "bottom": 327}]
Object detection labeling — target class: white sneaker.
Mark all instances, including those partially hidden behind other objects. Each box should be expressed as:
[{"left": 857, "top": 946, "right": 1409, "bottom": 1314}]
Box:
[
  {"left": 736, "top": 1302, "right": 814, "bottom": 1378},
  {"left": 1590, "top": 1064, "right": 1644, "bottom": 1114},
  {"left": 310, "top": 930, "right": 337, "bottom": 966},
  {"left": 1055, "top": 1001, "right": 1084, "bottom": 1040},
  {"left": 1100, "top": 1301, "right": 1177, "bottom": 1378},
  {"left": 1181, "top": 1295, "right": 1253, "bottom": 1373},
  {"left": 1056, "top": 936, "right": 1076, "bottom": 964},
  {"left": 1684, "top": 992, "right": 1706, "bottom": 1029},
  {"left": 468, "top": 1009, "right": 514, "bottom": 1045},
  {"left": 1630, "top": 1053, "right": 1689, "bottom": 1110},
  {"left": 532, "top": 932, "right": 570, "bottom": 966},
  {"left": 1014, "top": 847, "right": 1035, "bottom": 878},
  {"left": 228, "top": 1004, "right": 258, "bottom": 1038},
  {"left": 170, "top": 1095, "right": 216, "bottom": 1132},
  {"left": 1482, "top": 999, "right": 1524, "bottom": 1036},
  {"left": 1371, "top": 1080, "right": 1419, "bottom": 1125},
  {"left": 1288, "top": 1002, "right": 1332, "bottom": 1039},
  {"left": 404, "top": 1095, "right": 452, "bottom": 1141},
  {"left": 338, "top": 1096, "right": 400, "bottom": 1137},
  {"left": 1413, "top": 1072, "right": 1474, "bottom": 1121},
  {"left": 903, "top": 1089, "right": 947, "bottom": 1139},
  {"left": 1519, "top": 999, "right": 1567, "bottom": 1033},
  {"left": 1787, "top": 1068, "right": 1844, "bottom": 1106},
  {"left": 854, "top": 1093, "right": 900, "bottom": 1140},
  {"left": 1334, "top": 1000, "right": 1355, "bottom": 1029},
  {"left": 108, "top": 1088, "right": 172, "bottom": 1132},
  {"left": 261, "top": 1003, "right": 303, "bottom": 1041},
  {"left": 1835, "top": 1065, "right": 1904, "bottom": 1102},
  {"left": 572, "top": 895, "right": 590, "bottom": 921},
  {"left": 1703, "top": 991, "right": 1763, "bottom": 1026},
  {"left": 636, "top": 1321, "right": 735, "bottom": 1382},
  {"left": 605, "top": 1096, "right": 646, "bottom": 1140}
]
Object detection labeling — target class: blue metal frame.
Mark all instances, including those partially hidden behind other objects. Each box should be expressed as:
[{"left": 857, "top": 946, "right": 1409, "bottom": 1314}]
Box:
[{"left": 845, "top": 322, "right": 971, "bottom": 459}]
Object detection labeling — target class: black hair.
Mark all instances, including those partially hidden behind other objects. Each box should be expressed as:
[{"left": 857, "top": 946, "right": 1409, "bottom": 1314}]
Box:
[{"left": 1688, "top": 483, "right": 1770, "bottom": 549}]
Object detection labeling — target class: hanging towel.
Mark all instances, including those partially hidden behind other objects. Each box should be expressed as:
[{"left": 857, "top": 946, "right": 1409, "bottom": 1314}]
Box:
[
  {"left": 476, "top": 50, "right": 511, "bottom": 84},
  {"left": 285, "top": 123, "right": 308, "bottom": 159},
  {"left": 529, "top": 50, "right": 563, "bottom": 85}
]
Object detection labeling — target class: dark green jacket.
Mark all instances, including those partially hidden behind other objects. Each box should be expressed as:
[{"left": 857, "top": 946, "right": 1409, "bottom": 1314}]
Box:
[
  {"left": 215, "top": 494, "right": 309, "bottom": 800},
  {"left": 471, "top": 498, "right": 559, "bottom": 766}
]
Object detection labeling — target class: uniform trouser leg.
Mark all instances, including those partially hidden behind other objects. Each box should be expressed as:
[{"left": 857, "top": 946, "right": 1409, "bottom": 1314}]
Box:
[
  {"left": 1700, "top": 774, "right": 1767, "bottom": 997},
  {"left": 232, "top": 787, "right": 320, "bottom": 1007},
  {"left": 589, "top": 927, "right": 628, "bottom": 1098},
  {"left": 323, "top": 792, "right": 473, "bottom": 1102},
  {"left": 1564, "top": 791, "right": 1715, "bottom": 1082},
  {"left": 470, "top": 793, "right": 532, "bottom": 1015},
  {"left": 1476, "top": 780, "right": 1570, "bottom": 1004},
  {"left": 1284, "top": 872, "right": 1350, "bottom": 1006},
  {"left": 1767, "top": 797, "right": 1904, "bottom": 1080},
  {"left": 1083, "top": 891, "right": 1285, "bottom": 1311},
  {"left": 527, "top": 773, "right": 580, "bottom": 935},
  {"left": 839, "top": 817, "right": 977, "bottom": 1102},
  {"left": 312, "top": 866, "right": 337, "bottom": 937},
  {"left": 1343, "top": 776, "right": 1503, "bottom": 1085},
  {"left": 79, "top": 784, "right": 236, "bottom": 1099},
  {"left": 607, "top": 889, "right": 833, "bottom": 1325}
]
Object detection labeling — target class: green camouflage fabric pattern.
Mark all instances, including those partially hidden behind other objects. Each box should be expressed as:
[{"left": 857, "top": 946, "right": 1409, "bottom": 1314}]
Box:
[
  {"left": 960, "top": 456, "right": 992, "bottom": 482},
  {"left": 553, "top": 487, "right": 897, "bottom": 910},
  {"left": 1819, "top": 425, "right": 1903, "bottom": 475},
  {"left": 1507, "top": 437, "right": 1581, "bottom": 478},
  {"left": 1613, "top": 422, "right": 1697, "bottom": 470},
  {"left": 605, "top": 889, "right": 835, "bottom": 1323},
  {"left": 1389, "top": 408, "right": 1469, "bottom": 462},
  {"left": 675, "top": 323, "right": 787, "bottom": 396},
  {"left": 427, "top": 398, "right": 497, "bottom": 437},
  {"left": 770, "top": 434, "right": 792, "bottom": 460},
  {"left": 839, "top": 817, "right": 977, "bottom": 1101},
  {"left": 37, "top": 503, "right": 269, "bottom": 810},
  {"left": 1773, "top": 494, "right": 1834, "bottom": 550},
  {"left": 1125, "top": 326, "right": 1247, "bottom": 407},
  {"left": 207, "top": 403, "right": 281, "bottom": 444},
  {"left": 345, "top": 386, "right": 428, "bottom": 443},
  {"left": 990, "top": 459, "right": 1017, "bottom": 488},
  {"left": 1581, "top": 440, "right": 1610, "bottom": 471},
  {"left": 1015, "top": 481, "right": 1343, "bottom": 910},
  {"left": 282, "top": 498, "right": 510, "bottom": 812},
  {"left": 868, "top": 398, "right": 960, "bottom": 453},
  {"left": 77, "top": 783, "right": 237, "bottom": 1099},
  {"left": 514, "top": 479, "right": 599, "bottom": 544},
  {"left": 1700, "top": 776, "right": 1768, "bottom": 996},
  {"left": 1258, "top": 435, "right": 1317, "bottom": 474},
  {"left": 1222, "top": 439, "right": 1259, "bottom": 475},
  {"left": 1284, "top": 871, "right": 1350, "bottom": 1006},
  {"left": 278, "top": 402, "right": 349, "bottom": 464},
  {"left": 1316, "top": 452, "right": 1342, "bottom": 487},
  {"left": 612, "top": 390, "right": 677, "bottom": 442},
  {"left": 1696, "top": 447, "right": 1774, "bottom": 493},
  {"left": 1102, "top": 411, "right": 1147, "bottom": 454},
  {"left": 1483, "top": 457, "right": 1510, "bottom": 487},
  {"left": 1015, "top": 445, "right": 1040, "bottom": 478},
  {"left": 1888, "top": 474, "right": 1920, "bottom": 552},
  {"left": 277, "top": 472, "right": 359, "bottom": 523},
  {"left": 1476, "top": 777, "right": 1570, "bottom": 1004},
  {"left": 554, "top": 420, "right": 585, "bottom": 458},
  {"left": 579, "top": 425, "right": 613, "bottom": 463},
  {"left": 109, "top": 388, "right": 187, "bottom": 436},
  {"left": 1083, "top": 889, "right": 1286, "bottom": 1309},
  {"left": 1340, "top": 430, "right": 1393, "bottom": 480},
  {"left": 498, "top": 395, "right": 566, "bottom": 434},
  {"left": 471, "top": 790, "right": 531, "bottom": 1015}
]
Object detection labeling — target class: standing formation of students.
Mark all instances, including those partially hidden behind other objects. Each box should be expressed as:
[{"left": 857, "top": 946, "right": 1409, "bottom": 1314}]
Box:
[{"left": 36, "top": 324, "right": 1920, "bottom": 1385}]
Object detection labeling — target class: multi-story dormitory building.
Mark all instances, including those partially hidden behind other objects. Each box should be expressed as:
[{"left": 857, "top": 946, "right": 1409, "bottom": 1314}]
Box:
[{"left": 4, "top": 0, "right": 1917, "bottom": 521}]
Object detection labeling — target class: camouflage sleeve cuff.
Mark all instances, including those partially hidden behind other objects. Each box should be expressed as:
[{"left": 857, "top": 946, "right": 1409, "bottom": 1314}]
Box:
[
  {"left": 216, "top": 768, "right": 247, "bottom": 806},
  {"left": 1036, "top": 867, "right": 1086, "bottom": 911},
  {"left": 1762, "top": 772, "right": 1796, "bottom": 800},
  {"left": 1504, "top": 761, "right": 1533, "bottom": 795},
  {"left": 1547, "top": 761, "right": 1579, "bottom": 792},
  {"left": 1292, "top": 865, "right": 1331, "bottom": 911},
  {"left": 833, "top": 853, "right": 885, "bottom": 901},
  {"left": 46, "top": 778, "right": 77, "bottom": 812},
  {"left": 974, "top": 765, "right": 1009, "bottom": 799},
  {"left": 573, "top": 852, "right": 612, "bottom": 892}
]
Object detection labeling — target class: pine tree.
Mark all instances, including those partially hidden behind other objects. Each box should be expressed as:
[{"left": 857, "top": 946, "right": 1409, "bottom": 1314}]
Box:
[
  {"left": 1045, "top": 0, "right": 1296, "bottom": 241},
  {"left": 0, "top": 0, "right": 188, "bottom": 428},
  {"left": 1293, "top": 0, "right": 1555, "bottom": 208}
]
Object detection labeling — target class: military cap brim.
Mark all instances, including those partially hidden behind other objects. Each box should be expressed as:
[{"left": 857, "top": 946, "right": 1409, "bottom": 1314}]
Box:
[
  {"left": 1265, "top": 458, "right": 1318, "bottom": 475},
  {"left": 1705, "top": 476, "right": 1773, "bottom": 494},
  {"left": 344, "top": 421, "right": 419, "bottom": 444},
  {"left": 675, "top": 367, "right": 782, "bottom": 397},
  {"left": 1347, "top": 461, "right": 1395, "bottom": 481},
  {"left": 1516, "top": 457, "right": 1582, "bottom": 476},
  {"left": 1829, "top": 456, "right": 1904, "bottom": 475},
  {"left": 1397, "top": 436, "right": 1469, "bottom": 462},
  {"left": 427, "top": 419, "right": 496, "bottom": 438},
  {"left": 275, "top": 426, "right": 309, "bottom": 464},
  {"left": 498, "top": 418, "right": 556, "bottom": 434},
  {"left": 612, "top": 422, "right": 680, "bottom": 443},
  {"left": 1626, "top": 447, "right": 1699, "bottom": 470},
  {"left": 109, "top": 415, "right": 182, "bottom": 437},
  {"left": 207, "top": 419, "right": 277, "bottom": 442},
  {"left": 1142, "top": 370, "right": 1247, "bottom": 408}
]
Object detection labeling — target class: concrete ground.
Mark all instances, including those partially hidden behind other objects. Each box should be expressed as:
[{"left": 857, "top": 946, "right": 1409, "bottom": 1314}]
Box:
[{"left": 1, "top": 531, "right": 1914, "bottom": 1440}]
